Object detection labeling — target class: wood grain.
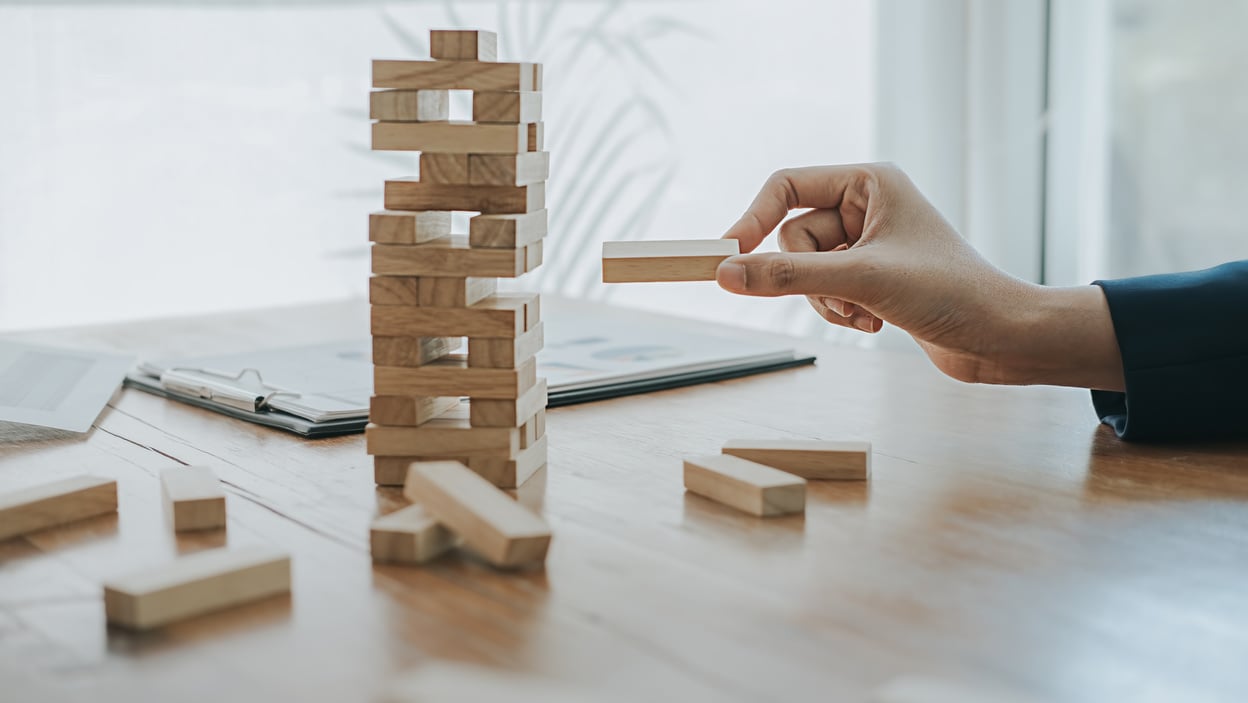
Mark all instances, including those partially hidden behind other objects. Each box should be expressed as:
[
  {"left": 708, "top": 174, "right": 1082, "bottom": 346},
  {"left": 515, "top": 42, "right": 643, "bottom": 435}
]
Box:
[
  {"left": 372, "top": 121, "right": 529, "bottom": 154},
  {"left": 722, "top": 440, "right": 871, "bottom": 480},
  {"left": 470, "top": 378, "right": 548, "bottom": 427},
  {"left": 473, "top": 91, "right": 542, "bottom": 124},
  {"left": 469, "top": 210, "right": 548, "bottom": 249},
  {"left": 371, "top": 293, "right": 535, "bottom": 338},
  {"left": 384, "top": 179, "right": 545, "bottom": 215},
  {"left": 370, "top": 503, "right": 457, "bottom": 565},
  {"left": 0, "top": 475, "right": 117, "bottom": 540},
  {"left": 369, "top": 90, "right": 450, "bottom": 122},
  {"left": 372, "top": 237, "right": 527, "bottom": 278},
  {"left": 375, "top": 356, "right": 538, "bottom": 400},
  {"left": 602, "top": 239, "right": 741, "bottom": 282},
  {"left": 373, "top": 60, "right": 538, "bottom": 91},
  {"left": 683, "top": 454, "right": 806, "bottom": 517},
  {"left": 429, "top": 30, "right": 498, "bottom": 62},
  {"left": 369, "top": 210, "right": 452, "bottom": 245},
  {"left": 160, "top": 467, "right": 226, "bottom": 532},
  {"left": 468, "top": 322, "right": 544, "bottom": 369},
  {"left": 372, "top": 336, "right": 460, "bottom": 367}
]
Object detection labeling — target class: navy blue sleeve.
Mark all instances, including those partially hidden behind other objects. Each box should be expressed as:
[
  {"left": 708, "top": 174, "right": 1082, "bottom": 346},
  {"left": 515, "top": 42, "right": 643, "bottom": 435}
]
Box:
[{"left": 1090, "top": 260, "right": 1248, "bottom": 441}]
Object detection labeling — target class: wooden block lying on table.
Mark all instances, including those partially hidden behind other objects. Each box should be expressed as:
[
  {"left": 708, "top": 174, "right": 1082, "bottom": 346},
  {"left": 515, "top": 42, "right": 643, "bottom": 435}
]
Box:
[
  {"left": 371, "top": 292, "right": 538, "bottom": 338},
  {"left": 373, "top": 60, "right": 539, "bottom": 92},
  {"left": 419, "top": 153, "right": 470, "bottom": 184},
  {"left": 370, "top": 395, "right": 460, "bottom": 427},
  {"left": 722, "top": 440, "right": 871, "bottom": 480},
  {"left": 0, "top": 475, "right": 117, "bottom": 541},
  {"left": 372, "top": 237, "right": 528, "bottom": 278},
  {"left": 418, "top": 276, "right": 497, "bottom": 307},
  {"left": 372, "top": 121, "right": 532, "bottom": 154},
  {"left": 469, "top": 210, "right": 547, "bottom": 249},
  {"left": 375, "top": 356, "right": 538, "bottom": 400},
  {"left": 384, "top": 179, "right": 545, "bottom": 214},
  {"left": 468, "top": 321, "right": 544, "bottom": 368},
  {"left": 369, "top": 90, "right": 449, "bottom": 122},
  {"left": 473, "top": 91, "right": 542, "bottom": 124},
  {"left": 367, "top": 420, "right": 519, "bottom": 459},
  {"left": 467, "top": 435, "right": 547, "bottom": 488},
  {"left": 602, "top": 239, "right": 741, "bottom": 282},
  {"left": 103, "top": 546, "right": 290, "bottom": 630},
  {"left": 470, "top": 378, "right": 547, "bottom": 427},
  {"left": 369, "top": 210, "right": 451, "bottom": 245},
  {"left": 373, "top": 336, "right": 460, "bottom": 368},
  {"left": 683, "top": 454, "right": 806, "bottom": 517},
  {"left": 403, "top": 460, "right": 550, "bottom": 567},
  {"left": 370, "top": 504, "right": 457, "bottom": 565},
  {"left": 430, "top": 29, "right": 498, "bottom": 62},
  {"left": 160, "top": 467, "right": 226, "bottom": 532}
]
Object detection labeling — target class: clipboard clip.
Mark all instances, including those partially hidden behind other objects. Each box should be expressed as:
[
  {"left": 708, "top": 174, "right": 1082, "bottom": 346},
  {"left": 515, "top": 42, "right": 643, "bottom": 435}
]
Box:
[{"left": 159, "top": 367, "right": 301, "bottom": 413}]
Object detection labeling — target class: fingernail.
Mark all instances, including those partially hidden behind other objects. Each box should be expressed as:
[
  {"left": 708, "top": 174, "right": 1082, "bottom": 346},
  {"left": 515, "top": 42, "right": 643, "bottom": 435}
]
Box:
[
  {"left": 717, "top": 261, "right": 746, "bottom": 291},
  {"left": 821, "top": 297, "right": 848, "bottom": 316},
  {"left": 853, "top": 317, "right": 875, "bottom": 332}
]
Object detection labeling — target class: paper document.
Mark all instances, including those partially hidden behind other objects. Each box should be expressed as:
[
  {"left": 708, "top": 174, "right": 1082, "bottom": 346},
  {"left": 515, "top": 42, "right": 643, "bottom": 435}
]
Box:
[{"left": 0, "top": 340, "right": 134, "bottom": 433}]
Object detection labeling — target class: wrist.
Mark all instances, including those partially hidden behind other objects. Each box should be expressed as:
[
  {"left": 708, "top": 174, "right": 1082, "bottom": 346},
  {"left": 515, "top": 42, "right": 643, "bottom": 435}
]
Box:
[{"left": 1005, "top": 284, "right": 1125, "bottom": 390}]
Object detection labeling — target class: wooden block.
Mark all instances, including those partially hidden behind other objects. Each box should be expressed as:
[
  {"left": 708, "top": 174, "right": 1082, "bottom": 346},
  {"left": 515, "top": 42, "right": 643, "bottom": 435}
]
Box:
[
  {"left": 160, "top": 467, "right": 226, "bottom": 532},
  {"left": 370, "top": 504, "right": 457, "bottom": 565},
  {"left": 467, "top": 435, "right": 547, "bottom": 488},
  {"left": 370, "top": 395, "right": 460, "bottom": 427},
  {"left": 384, "top": 179, "right": 544, "bottom": 215},
  {"left": 403, "top": 460, "right": 550, "bottom": 567},
  {"left": 375, "top": 356, "right": 538, "bottom": 400},
  {"left": 369, "top": 210, "right": 451, "bottom": 245},
  {"left": 372, "top": 237, "right": 526, "bottom": 278},
  {"left": 722, "top": 440, "right": 871, "bottom": 480},
  {"left": 430, "top": 30, "right": 498, "bottom": 61},
  {"left": 0, "top": 475, "right": 117, "bottom": 541},
  {"left": 532, "top": 64, "right": 543, "bottom": 90},
  {"left": 369, "top": 89, "right": 449, "bottom": 122},
  {"left": 469, "top": 210, "right": 547, "bottom": 249},
  {"left": 418, "top": 276, "right": 497, "bottom": 307},
  {"left": 373, "top": 60, "right": 538, "bottom": 91},
  {"left": 468, "top": 152, "right": 549, "bottom": 186},
  {"left": 372, "top": 121, "right": 527, "bottom": 154},
  {"left": 525, "top": 239, "right": 544, "bottom": 272},
  {"left": 520, "top": 408, "right": 545, "bottom": 449},
  {"left": 683, "top": 454, "right": 806, "bottom": 517},
  {"left": 468, "top": 321, "right": 543, "bottom": 369},
  {"left": 371, "top": 293, "right": 534, "bottom": 338},
  {"left": 473, "top": 91, "right": 542, "bottom": 124},
  {"left": 372, "top": 336, "right": 460, "bottom": 368},
  {"left": 376, "top": 454, "right": 470, "bottom": 486},
  {"left": 470, "top": 378, "right": 547, "bottom": 427},
  {"left": 527, "top": 122, "right": 544, "bottom": 152},
  {"left": 369, "top": 276, "right": 421, "bottom": 306},
  {"left": 419, "top": 152, "right": 470, "bottom": 184},
  {"left": 533, "top": 405, "right": 546, "bottom": 439},
  {"left": 366, "top": 422, "right": 519, "bottom": 459},
  {"left": 102, "top": 546, "right": 290, "bottom": 631},
  {"left": 602, "top": 239, "right": 741, "bottom": 283}
]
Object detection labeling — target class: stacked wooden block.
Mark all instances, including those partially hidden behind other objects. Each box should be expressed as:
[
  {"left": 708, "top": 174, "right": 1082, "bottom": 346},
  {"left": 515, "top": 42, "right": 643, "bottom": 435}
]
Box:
[{"left": 367, "top": 29, "right": 549, "bottom": 493}]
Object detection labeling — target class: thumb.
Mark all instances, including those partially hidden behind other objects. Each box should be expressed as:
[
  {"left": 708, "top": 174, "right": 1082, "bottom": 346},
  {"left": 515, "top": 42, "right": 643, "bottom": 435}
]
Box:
[{"left": 716, "top": 251, "right": 866, "bottom": 298}]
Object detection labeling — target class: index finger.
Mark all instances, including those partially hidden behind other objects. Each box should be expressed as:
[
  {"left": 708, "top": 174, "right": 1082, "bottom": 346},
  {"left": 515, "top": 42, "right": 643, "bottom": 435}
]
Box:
[{"left": 722, "top": 165, "right": 871, "bottom": 252}]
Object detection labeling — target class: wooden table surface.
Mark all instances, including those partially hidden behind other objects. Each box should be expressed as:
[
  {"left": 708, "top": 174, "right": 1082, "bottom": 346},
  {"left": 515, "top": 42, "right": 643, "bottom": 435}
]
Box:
[{"left": 2, "top": 300, "right": 1247, "bottom": 702}]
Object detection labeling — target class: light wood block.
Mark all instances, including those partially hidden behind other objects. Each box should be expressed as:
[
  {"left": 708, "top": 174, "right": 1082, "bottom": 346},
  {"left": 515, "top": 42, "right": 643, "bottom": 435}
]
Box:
[
  {"left": 370, "top": 395, "right": 460, "bottom": 427},
  {"left": 384, "top": 179, "right": 545, "bottom": 215},
  {"left": 418, "top": 276, "right": 498, "bottom": 307},
  {"left": 722, "top": 440, "right": 871, "bottom": 480},
  {"left": 469, "top": 152, "right": 549, "bottom": 186},
  {"left": 403, "top": 460, "right": 550, "bottom": 567},
  {"left": 468, "top": 321, "right": 543, "bottom": 369},
  {"left": 375, "top": 356, "right": 538, "bottom": 400},
  {"left": 469, "top": 210, "right": 547, "bottom": 249},
  {"left": 160, "top": 467, "right": 226, "bottom": 532},
  {"left": 520, "top": 408, "right": 545, "bottom": 449},
  {"left": 533, "top": 404, "right": 546, "bottom": 439},
  {"left": 372, "top": 121, "right": 530, "bottom": 154},
  {"left": 371, "top": 293, "right": 537, "bottom": 338},
  {"left": 373, "top": 336, "right": 460, "bottom": 368},
  {"left": 419, "top": 153, "right": 470, "bottom": 184},
  {"left": 0, "top": 475, "right": 117, "bottom": 541},
  {"left": 528, "top": 122, "right": 544, "bottom": 151},
  {"left": 372, "top": 237, "right": 527, "bottom": 278},
  {"left": 366, "top": 421, "right": 519, "bottom": 459},
  {"left": 370, "top": 504, "right": 457, "bottom": 565},
  {"left": 473, "top": 91, "right": 542, "bottom": 124},
  {"left": 369, "top": 276, "right": 421, "bottom": 306},
  {"left": 683, "top": 454, "right": 806, "bottom": 517},
  {"left": 103, "top": 546, "right": 290, "bottom": 630},
  {"left": 470, "top": 378, "right": 547, "bottom": 427},
  {"left": 430, "top": 30, "right": 498, "bottom": 61},
  {"left": 369, "top": 210, "right": 451, "bottom": 245},
  {"left": 369, "top": 90, "right": 449, "bottom": 122},
  {"left": 525, "top": 239, "right": 544, "bottom": 272},
  {"left": 602, "top": 239, "right": 741, "bottom": 282},
  {"left": 373, "top": 60, "right": 538, "bottom": 91},
  {"left": 467, "top": 435, "right": 547, "bottom": 488}
]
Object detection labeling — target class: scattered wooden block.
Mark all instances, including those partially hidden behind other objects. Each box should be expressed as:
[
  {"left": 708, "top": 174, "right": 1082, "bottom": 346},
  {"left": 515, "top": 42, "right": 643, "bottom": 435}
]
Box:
[
  {"left": 468, "top": 321, "right": 544, "bottom": 369},
  {"left": 0, "top": 475, "right": 117, "bottom": 541},
  {"left": 473, "top": 91, "right": 542, "bottom": 124},
  {"left": 525, "top": 239, "right": 543, "bottom": 272},
  {"left": 470, "top": 378, "right": 547, "bottom": 427},
  {"left": 418, "top": 276, "right": 497, "bottom": 307},
  {"left": 384, "top": 179, "right": 545, "bottom": 215},
  {"left": 419, "top": 152, "right": 470, "bottom": 184},
  {"left": 722, "top": 440, "right": 871, "bottom": 480},
  {"left": 370, "top": 504, "right": 457, "bottom": 565},
  {"left": 469, "top": 152, "right": 549, "bottom": 186},
  {"left": 469, "top": 210, "right": 547, "bottom": 249},
  {"left": 372, "top": 336, "right": 460, "bottom": 368},
  {"left": 369, "top": 90, "right": 449, "bottom": 122},
  {"left": 160, "top": 467, "right": 226, "bottom": 532},
  {"left": 403, "top": 460, "right": 550, "bottom": 567},
  {"left": 527, "top": 122, "right": 544, "bottom": 151},
  {"left": 372, "top": 121, "right": 535, "bottom": 154},
  {"left": 430, "top": 30, "right": 498, "bottom": 62},
  {"left": 369, "top": 276, "right": 422, "bottom": 306},
  {"left": 520, "top": 409, "right": 545, "bottom": 449},
  {"left": 372, "top": 237, "right": 527, "bottom": 278},
  {"left": 375, "top": 356, "right": 538, "bottom": 400},
  {"left": 371, "top": 293, "right": 535, "bottom": 338},
  {"left": 367, "top": 421, "right": 519, "bottom": 459},
  {"left": 370, "top": 395, "right": 460, "bottom": 427},
  {"left": 602, "top": 239, "right": 741, "bottom": 282},
  {"left": 683, "top": 454, "right": 806, "bottom": 517},
  {"left": 373, "top": 60, "right": 539, "bottom": 92},
  {"left": 102, "top": 546, "right": 290, "bottom": 631},
  {"left": 466, "top": 435, "right": 547, "bottom": 488},
  {"left": 369, "top": 210, "right": 451, "bottom": 245}
]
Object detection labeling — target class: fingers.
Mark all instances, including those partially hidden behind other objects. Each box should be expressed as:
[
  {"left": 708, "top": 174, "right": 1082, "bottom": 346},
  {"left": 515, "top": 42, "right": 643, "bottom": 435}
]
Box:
[
  {"left": 778, "top": 208, "right": 849, "bottom": 253},
  {"left": 805, "top": 296, "right": 883, "bottom": 334},
  {"left": 723, "top": 165, "right": 879, "bottom": 252},
  {"left": 716, "top": 250, "right": 867, "bottom": 298}
]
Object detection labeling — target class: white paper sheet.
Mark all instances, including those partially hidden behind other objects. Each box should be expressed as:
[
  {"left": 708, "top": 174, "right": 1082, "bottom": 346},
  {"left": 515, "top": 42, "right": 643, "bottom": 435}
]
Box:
[{"left": 0, "top": 340, "right": 134, "bottom": 433}]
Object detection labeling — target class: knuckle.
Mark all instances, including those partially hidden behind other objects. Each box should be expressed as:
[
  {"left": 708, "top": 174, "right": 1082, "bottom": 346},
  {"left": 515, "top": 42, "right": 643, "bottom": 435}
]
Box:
[{"left": 763, "top": 255, "right": 798, "bottom": 291}]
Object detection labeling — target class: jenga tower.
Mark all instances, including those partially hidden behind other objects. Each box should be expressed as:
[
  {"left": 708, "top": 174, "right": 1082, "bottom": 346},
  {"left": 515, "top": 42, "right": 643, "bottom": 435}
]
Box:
[{"left": 366, "top": 30, "right": 548, "bottom": 490}]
